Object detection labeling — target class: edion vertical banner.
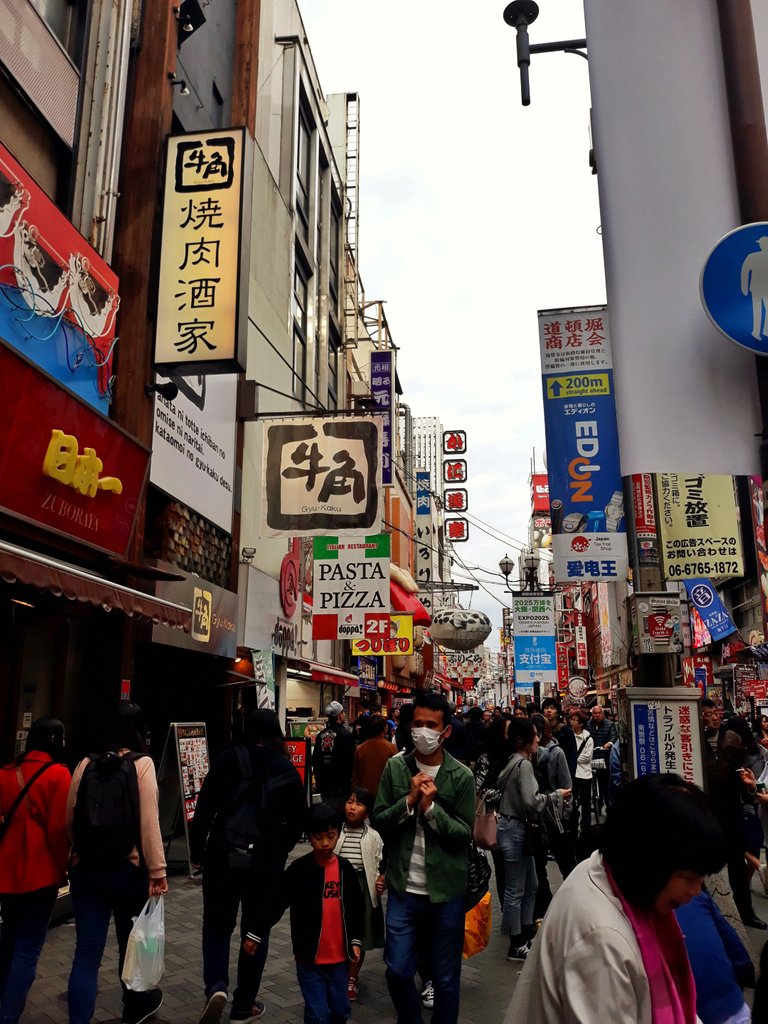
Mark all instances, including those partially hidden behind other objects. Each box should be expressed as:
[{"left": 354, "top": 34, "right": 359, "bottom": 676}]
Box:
[{"left": 539, "top": 306, "right": 629, "bottom": 583}]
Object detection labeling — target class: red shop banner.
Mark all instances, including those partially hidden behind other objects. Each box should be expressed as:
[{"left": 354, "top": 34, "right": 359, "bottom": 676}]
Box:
[
  {"left": 531, "top": 473, "right": 550, "bottom": 514},
  {"left": 0, "top": 344, "right": 149, "bottom": 556}
]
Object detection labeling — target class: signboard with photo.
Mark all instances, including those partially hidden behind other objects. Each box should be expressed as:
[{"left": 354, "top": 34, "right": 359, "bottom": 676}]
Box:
[
  {"left": 312, "top": 533, "right": 390, "bottom": 640},
  {"left": 261, "top": 416, "right": 384, "bottom": 537},
  {"left": 657, "top": 474, "right": 743, "bottom": 579}
]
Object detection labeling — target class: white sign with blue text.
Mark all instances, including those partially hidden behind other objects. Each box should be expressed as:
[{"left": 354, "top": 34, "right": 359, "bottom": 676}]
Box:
[{"left": 512, "top": 594, "right": 557, "bottom": 687}]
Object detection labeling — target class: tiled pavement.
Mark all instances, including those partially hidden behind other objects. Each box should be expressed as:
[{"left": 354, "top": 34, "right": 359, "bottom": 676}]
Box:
[
  {"left": 20, "top": 855, "right": 768, "bottom": 1024},
  {"left": 22, "top": 852, "right": 524, "bottom": 1024}
]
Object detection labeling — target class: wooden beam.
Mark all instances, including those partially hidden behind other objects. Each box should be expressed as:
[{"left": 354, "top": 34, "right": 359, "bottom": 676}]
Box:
[{"left": 231, "top": 0, "right": 261, "bottom": 136}]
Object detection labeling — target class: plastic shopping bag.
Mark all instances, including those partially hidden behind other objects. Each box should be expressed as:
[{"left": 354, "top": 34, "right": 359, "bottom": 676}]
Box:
[
  {"left": 121, "top": 897, "right": 165, "bottom": 991},
  {"left": 462, "top": 890, "right": 491, "bottom": 960}
]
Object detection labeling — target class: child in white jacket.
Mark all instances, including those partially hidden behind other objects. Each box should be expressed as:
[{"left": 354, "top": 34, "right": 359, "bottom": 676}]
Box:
[{"left": 334, "top": 787, "right": 385, "bottom": 1001}]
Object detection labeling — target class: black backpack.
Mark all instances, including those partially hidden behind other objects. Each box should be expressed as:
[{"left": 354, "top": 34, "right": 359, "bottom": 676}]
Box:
[
  {"left": 72, "top": 751, "right": 142, "bottom": 865},
  {"left": 223, "top": 746, "right": 298, "bottom": 870}
]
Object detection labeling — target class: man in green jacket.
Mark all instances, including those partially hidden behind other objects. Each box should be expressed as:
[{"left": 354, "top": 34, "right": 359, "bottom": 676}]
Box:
[{"left": 372, "top": 692, "right": 475, "bottom": 1024}]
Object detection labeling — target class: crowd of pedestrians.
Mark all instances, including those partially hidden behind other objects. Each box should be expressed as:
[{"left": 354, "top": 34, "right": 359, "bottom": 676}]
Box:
[{"left": 3, "top": 694, "right": 768, "bottom": 1024}]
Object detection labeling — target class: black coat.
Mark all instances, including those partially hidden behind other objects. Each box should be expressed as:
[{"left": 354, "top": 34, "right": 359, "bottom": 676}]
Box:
[
  {"left": 311, "top": 722, "right": 355, "bottom": 798},
  {"left": 189, "top": 744, "right": 306, "bottom": 867},
  {"left": 249, "top": 852, "right": 364, "bottom": 962}
]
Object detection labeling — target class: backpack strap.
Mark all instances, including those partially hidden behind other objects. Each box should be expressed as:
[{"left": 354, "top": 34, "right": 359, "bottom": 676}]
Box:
[
  {"left": 403, "top": 753, "right": 420, "bottom": 777},
  {"left": 0, "top": 762, "right": 55, "bottom": 841}
]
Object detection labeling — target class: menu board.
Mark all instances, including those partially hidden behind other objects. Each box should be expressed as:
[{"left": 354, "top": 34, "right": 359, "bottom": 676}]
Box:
[
  {"left": 176, "top": 723, "right": 210, "bottom": 822},
  {"left": 158, "top": 722, "right": 210, "bottom": 877}
]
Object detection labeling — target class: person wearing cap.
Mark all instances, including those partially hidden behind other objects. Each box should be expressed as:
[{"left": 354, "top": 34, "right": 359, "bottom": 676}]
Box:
[{"left": 311, "top": 701, "right": 356, "bottom": 804}]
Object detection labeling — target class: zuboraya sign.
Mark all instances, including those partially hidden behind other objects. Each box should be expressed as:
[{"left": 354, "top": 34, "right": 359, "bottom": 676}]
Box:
[{"left": 312, "top": 534, "right": 390, "bottom": 640}]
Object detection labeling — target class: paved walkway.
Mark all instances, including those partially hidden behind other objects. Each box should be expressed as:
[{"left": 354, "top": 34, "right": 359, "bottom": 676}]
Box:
[
  {"left": 21, "top": 855, "right": 768, "bottom": 1024},
  {"left": 22, "top": 852, "right": 522, "bottom": 1024}
]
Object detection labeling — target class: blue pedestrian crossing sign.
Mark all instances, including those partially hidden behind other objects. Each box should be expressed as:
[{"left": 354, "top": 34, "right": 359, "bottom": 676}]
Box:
[{"left": 701, "top": 221, "right": 768, "bottom": 355}]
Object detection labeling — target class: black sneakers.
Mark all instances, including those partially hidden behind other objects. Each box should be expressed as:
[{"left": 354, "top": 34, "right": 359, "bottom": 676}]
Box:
[
  {"left": 507, "top": 938, "right": 531, "bottom": 961},
  {"left": 198, "top": 991, "right": 227, "bottom": 1024},
  {"left": 123, "top": 989, "right": 163, "bottom": 1024}
]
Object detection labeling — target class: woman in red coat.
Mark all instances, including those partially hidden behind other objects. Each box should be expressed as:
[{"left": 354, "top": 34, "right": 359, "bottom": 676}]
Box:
[{"left": 0, "top": 718, "right": 71, "bottom": 1024}]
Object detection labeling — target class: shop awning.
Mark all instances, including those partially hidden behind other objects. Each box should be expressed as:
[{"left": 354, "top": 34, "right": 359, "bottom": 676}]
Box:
[
  {"left": 0, "top": 540, "right": 191, "bottom": 630},
  {"left": 433, "top": 673, "right": 454, "bottom": 693},
  {"left": 287, "top": 659, "right": 360, "bottom": 690},
  {"left": 390, "top": 578, "right": 431, "bottom": 626}
]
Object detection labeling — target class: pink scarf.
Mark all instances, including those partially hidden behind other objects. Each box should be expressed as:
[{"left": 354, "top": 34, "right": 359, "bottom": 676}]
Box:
[{"left": 604, "top": 861, "right": 697, "bottom": 1024}]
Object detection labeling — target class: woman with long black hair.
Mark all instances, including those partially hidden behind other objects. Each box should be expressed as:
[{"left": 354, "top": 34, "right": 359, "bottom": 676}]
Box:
[{"left": 0, "top": 718, "right": 71, "bottom": 1024}]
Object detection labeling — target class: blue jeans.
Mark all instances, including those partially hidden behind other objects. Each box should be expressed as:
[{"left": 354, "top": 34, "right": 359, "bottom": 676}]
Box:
[
  {"left": 295, "top": 962, "right": 349, "bottom": 1024},
  {"left": 202, "top": 864, "right": 276, "bottom": 1013},
  {"left": 67, "top": 861, "right": 154, "bottom": 1024},
  {"left": 0, "top": 885, "right": 58, "bottom": 1024},
  {"left": 497, "top": 817, "right": 537, "bottom": 937},
  {"left": 384, "top": 889, "right": 466, "bottom": 1024}
]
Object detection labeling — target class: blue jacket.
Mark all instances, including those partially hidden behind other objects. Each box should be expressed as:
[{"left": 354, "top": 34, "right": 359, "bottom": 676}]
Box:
[{"left": 675, "top": 891, "right": 753, "bottom": 1024}]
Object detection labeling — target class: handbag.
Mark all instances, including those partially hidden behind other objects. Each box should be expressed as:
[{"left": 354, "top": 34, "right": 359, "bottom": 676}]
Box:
[
  {"left": 0, "top": 762, "right": 54, "bottom": 844},
  {"left": 473, "top": 808, "right": 498, "bottom": 850},
  {"left": 465, "top": 841, "right": 492, "bottom": 911}
]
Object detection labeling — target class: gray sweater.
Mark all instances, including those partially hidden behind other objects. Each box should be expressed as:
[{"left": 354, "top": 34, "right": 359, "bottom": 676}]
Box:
[{"left": 498, "top": 753, "right": 562, "bottom": 819}]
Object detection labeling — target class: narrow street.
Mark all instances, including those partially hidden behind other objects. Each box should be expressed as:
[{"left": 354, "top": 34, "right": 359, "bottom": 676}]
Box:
[
  {"left": 20, "top": 856, "right": 768, "bottom": 1024},
  {"left": 22, "top": 858, "right": 525, "bottom": 1024}
]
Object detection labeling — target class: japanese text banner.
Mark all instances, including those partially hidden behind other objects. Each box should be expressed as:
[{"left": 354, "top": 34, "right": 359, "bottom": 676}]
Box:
[
  {"left": 261, "top": 416, "right": 384, "bottom": 538},
  {"left": 512, "top": 594, "right": 557, "bottom": 686},
  {"left": 538, "top": 306, "right": 629, "bottom": 583},
  {"left": 656, "top": 474, "right": 743, "bottom": 579},
  {"left": 155, "top": 128, "right": 251, "bottom": 374}
]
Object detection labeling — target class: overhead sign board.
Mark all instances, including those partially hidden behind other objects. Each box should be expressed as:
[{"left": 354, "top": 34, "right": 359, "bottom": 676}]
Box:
[
  {"left": 155, "top": 128, "right": 252, "bottom": 374},
  {"left": 312, "top": 533, "right": 390, "bottom": 640},
  {"left": 656, "top": 473, "right": 743, "bottom": 579},
  {"left": 149, "top": 373, "right": 236, "bottom": 533},
  {"left": 443, "top": 430, "right": 467, "bottom": 454},
  {"left": 512, "top": 594, "right": 557, "bottom": 687},
  {"left": 539, "top": 307, "right": 629, "bottom": 583},
  {"left": 701, "top": 222, "right": 768, "bottom": 355},
  {"left": 352, "top": 613, "right": 413, "bottom": 656},
  {"left": 261, "top": 416, "right": 383, "bottom": 537},
  {"left": 371, "top": 350, "right": 394, "bottom": 485},
  {"left": 414, "top": 469, "right": 434, "bottom": 619}
]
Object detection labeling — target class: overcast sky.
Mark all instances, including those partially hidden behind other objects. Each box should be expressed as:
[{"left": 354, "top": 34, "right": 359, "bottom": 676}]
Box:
[{"left": 299, "top": 0, "right": 606, "bottom": 643}]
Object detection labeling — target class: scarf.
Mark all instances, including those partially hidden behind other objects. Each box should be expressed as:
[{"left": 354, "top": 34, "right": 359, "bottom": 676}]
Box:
[{"left": 603, "top": 861, "right": 697, "bottom": 1024}]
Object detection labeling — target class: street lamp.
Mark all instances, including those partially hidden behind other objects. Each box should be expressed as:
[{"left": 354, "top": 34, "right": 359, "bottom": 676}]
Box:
[
  {"left": 499, "top": 553, "right": 516, "bottom": 589},
  {"left": 523, "top": 550, "right": 539, "bottom": 592}
]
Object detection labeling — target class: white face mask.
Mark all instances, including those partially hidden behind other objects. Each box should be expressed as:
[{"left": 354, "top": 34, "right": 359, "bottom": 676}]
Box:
[{"left": 412, "top": 726, "right": 445, "bottom": 756}]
